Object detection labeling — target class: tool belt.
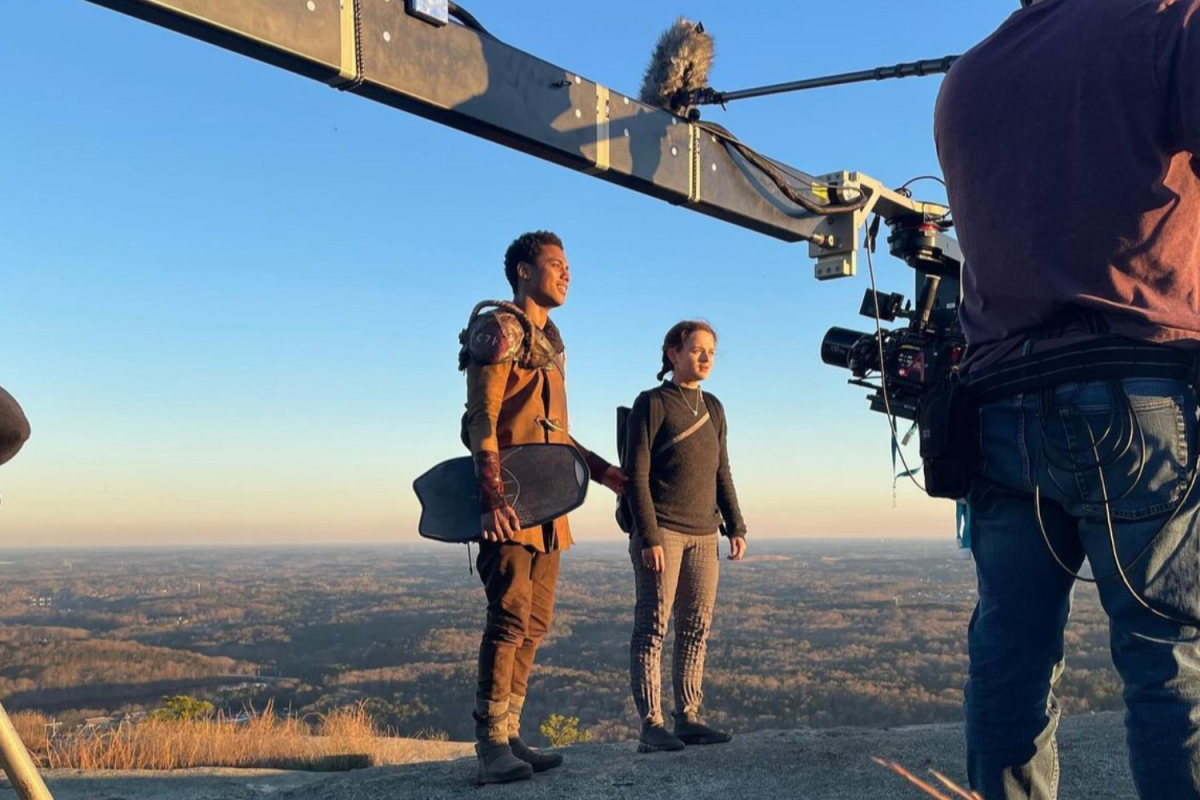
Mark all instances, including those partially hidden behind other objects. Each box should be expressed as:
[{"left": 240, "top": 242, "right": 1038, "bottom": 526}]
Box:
[
  {"left": 917, "top": 338, "right": 1200, "bottom": 500},
  {"left": 966, "top": 338, "right": 1200, "bottom": 404}
]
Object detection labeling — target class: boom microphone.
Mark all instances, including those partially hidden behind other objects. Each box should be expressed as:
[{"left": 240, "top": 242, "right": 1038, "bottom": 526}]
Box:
[
  {"left": 639, "top": 18, "right": 713, "bottom": 117},
  {"left": 636, "top": 16, "right": 874, "bottom": 217}
]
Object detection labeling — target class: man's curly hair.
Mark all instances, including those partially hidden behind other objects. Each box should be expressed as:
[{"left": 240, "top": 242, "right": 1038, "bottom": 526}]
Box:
[{"left": 504, "top": 231, "right": 563, "bottom": 293}]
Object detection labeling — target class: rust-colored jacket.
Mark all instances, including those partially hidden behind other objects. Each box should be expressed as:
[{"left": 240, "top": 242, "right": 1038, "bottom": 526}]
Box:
[{"left": 464, "top": 315, "right": 608, "bottom": 552}]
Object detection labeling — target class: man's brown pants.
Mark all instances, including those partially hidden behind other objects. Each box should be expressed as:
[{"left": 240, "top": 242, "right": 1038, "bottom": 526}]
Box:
[{"left": 476, "top": 541, "right": 561, "bottom": 710}]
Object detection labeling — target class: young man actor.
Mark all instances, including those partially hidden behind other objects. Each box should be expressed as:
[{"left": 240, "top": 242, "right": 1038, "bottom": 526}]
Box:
[{"left": 459, "top": 230, "right": 624, "bottom": 784}]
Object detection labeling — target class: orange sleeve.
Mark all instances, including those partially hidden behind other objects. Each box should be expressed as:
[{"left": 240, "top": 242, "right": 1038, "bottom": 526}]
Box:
[{"left": 465, "top": 359, "right": 513, "bottom": 454}]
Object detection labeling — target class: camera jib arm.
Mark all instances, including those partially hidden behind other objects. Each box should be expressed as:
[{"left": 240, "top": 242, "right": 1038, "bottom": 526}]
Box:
[{"left": 74, "top": 0, "right": 957, "bottom": 285}]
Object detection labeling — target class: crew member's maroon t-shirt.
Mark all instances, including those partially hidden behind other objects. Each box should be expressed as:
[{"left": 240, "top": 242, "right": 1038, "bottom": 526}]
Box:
[{"left": 935, "top": 0, "right": 1200, "bottom": 371}]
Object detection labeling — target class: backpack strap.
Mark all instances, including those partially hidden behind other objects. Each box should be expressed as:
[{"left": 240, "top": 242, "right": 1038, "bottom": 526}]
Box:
[
  {"left": 618, "top": 389, "right": 669, "bottom": 471},
  {"left": 706, "top": 394, "right": 726, "bottom": 439},
  {"left": 647, "top": 388, "right": 665, "bottom": 451},
  {"left": 616, "top": 405, "right": 631, "bottom": 467},
  {"left": 653, "top": 412, "right": 711, "bottom": 457}
]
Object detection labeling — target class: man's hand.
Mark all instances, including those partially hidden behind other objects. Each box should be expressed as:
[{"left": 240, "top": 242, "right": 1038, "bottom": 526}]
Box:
[
  {"left": 641, "top": 545, "right": 665, "bottom": 574},
  {"left": 480, "top": 507, "right": 522, "bottom": 542},
  {"left": 474, "top": 449, "right": 516, "bottom": 542},
  {"left": 727, "top": 537, "right": 747, "bottom": 561},
  {"left": 601, "top": 466, "right": 627, "bottom": 495}
]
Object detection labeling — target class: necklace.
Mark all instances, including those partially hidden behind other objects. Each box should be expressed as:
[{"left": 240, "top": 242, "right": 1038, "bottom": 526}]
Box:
[{"left": 673, "top": 382, "right": 703, "bottom": 416}]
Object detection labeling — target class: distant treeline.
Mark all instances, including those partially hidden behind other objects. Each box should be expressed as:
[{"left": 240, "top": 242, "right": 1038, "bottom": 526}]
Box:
[{"left": 0, "top": 544, "right": 1123, "bottom": 743}]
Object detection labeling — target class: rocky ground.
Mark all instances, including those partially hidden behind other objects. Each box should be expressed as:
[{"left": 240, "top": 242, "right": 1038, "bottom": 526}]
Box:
[{"left": 4, "top": 712, "right": 1136, "bottom": 800}]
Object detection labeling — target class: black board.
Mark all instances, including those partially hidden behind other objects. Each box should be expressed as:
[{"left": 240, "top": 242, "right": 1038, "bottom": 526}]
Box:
[{"left": 413, "top": 444, "right": 589, "bottom": 543}]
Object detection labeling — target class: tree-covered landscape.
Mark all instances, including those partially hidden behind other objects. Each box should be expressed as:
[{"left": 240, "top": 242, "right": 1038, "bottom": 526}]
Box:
[{"left": 0, "top": 541, "right": 1121, "bottom": 745}]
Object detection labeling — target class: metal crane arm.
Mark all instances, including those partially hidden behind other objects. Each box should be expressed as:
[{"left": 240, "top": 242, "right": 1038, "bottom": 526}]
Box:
[{"left": 80, "top": 0, "right": 958, "bottom": 279}]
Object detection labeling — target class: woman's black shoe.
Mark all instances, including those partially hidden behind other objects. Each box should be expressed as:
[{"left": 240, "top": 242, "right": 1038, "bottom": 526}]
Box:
[
  {"left": 672, "top": 712, "right": 732, "bottom": 745},
  {"left": 637, "top": 722, "right": 686, "bottom": 753}
]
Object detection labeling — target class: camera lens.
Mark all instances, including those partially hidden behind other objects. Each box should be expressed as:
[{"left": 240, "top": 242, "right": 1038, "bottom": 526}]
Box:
[{"left": 821, "top": 327, "right": 872, "bottom": 370}]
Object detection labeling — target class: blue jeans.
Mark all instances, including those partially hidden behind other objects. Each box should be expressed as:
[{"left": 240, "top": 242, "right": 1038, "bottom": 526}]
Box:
[{"left": 967, "top": 378, "right": 1200, "bottom": 800}]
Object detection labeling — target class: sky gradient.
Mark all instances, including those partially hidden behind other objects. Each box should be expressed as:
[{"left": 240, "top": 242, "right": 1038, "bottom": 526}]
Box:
[{"left": 2, "top": 1, "right": 1016, "bottom": 548}]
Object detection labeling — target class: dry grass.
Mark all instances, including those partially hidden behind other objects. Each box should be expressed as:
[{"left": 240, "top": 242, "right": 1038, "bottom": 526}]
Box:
[
  {"left": 873, "top": 757, "right": 985, "bottom": 800},
  {"left": 17, "top": 702, "right": 467, "bottom": 772},
  {"left": 12, "top": 710, "right": 50, "bottom": 754}
]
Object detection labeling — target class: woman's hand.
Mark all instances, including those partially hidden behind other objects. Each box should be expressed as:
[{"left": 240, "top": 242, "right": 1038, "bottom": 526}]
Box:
[
  {"left": 727, "top": 537, "right": 747, "bottom": 561},
  {"left": 641, "top": 545, "right": 665, "bottom": 574}
]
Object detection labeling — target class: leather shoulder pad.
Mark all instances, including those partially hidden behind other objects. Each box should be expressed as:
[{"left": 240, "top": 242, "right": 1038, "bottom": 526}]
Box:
[{"left": 466, "top": 311, "right": 526, "bottom": 365}]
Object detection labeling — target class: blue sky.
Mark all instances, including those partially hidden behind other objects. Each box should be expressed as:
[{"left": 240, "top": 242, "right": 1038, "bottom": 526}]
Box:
[{"left": 1, "top": 1, "right": 1015, "bottom": 547}]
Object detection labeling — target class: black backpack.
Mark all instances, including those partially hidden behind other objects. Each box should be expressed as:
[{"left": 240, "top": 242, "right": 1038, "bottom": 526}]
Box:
[{"left": 615, "top": 404, "right": 637, "bottom": 534}]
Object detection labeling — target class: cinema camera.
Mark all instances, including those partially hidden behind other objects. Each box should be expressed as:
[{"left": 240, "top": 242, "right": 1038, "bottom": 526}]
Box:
[{"left": 819, "top": 213, "right": 965, "bottom": 421}]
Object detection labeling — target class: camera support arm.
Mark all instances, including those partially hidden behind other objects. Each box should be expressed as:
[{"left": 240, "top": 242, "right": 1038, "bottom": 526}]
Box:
[{"left": 75, "top": 0, "right": 952, "bottom": 280}]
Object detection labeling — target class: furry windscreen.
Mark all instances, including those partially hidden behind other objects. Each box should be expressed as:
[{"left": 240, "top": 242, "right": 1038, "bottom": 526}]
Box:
[{"left": 639, "top": 18, "right": 714, "bottom": 115}]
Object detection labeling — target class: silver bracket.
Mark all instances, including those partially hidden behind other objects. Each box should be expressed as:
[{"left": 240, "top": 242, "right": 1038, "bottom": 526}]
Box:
[
  {"left": 405, "top": 0, "right": 448, "bottom": 26},
  {"left": 806, "top": 171, "right": 949, "bottom": 281},
  {"left": 807, "top": 172, "right": 875, "bottom": 281}
]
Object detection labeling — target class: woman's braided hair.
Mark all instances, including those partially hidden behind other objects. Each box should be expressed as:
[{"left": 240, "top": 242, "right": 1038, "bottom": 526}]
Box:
[{"left": 656, "top": 320, "right": 717, "bottom": 381}]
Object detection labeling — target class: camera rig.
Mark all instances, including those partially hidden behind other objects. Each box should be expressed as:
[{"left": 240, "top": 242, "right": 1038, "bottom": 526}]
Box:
[
  {"left": 59, "top": 2, "right": 969, "bottom": 436},
  {"left": 820, "top": 213, "right": 966, "bottom": 421}
]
